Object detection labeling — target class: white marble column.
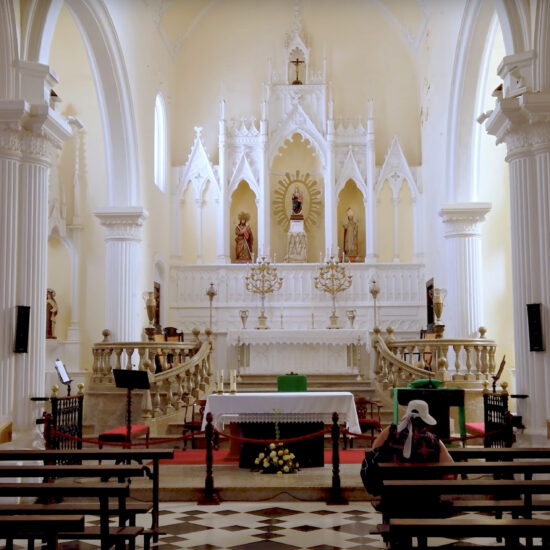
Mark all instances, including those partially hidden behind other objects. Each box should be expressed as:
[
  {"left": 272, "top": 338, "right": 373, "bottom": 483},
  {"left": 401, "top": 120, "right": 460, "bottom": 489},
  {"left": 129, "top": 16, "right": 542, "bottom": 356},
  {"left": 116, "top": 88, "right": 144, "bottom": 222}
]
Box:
[
  {"left": 95, "top": 207, "right": 148, "bottom": 342},
  {"left": 439, "top": 203, "right": 491, "bottom": 339},
  {"left": 0, "top": 98, "right": 71, "bottom": 445},
  {"left": 486, "top": 90, "right": 550, "bottom": 432},
  {"left": 0, "top": 120, "right": 19, "bottom": 425}
]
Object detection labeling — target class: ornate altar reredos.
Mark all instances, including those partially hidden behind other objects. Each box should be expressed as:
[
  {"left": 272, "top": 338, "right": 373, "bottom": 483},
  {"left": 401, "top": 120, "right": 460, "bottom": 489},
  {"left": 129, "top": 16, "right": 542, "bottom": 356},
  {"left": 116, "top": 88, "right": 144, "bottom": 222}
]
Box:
[
  {"left": 174, "top": 6, "right": 422, "bottom": 267},
  {"left": 171, "top": 7, "right": 425, "bottom": 337}
]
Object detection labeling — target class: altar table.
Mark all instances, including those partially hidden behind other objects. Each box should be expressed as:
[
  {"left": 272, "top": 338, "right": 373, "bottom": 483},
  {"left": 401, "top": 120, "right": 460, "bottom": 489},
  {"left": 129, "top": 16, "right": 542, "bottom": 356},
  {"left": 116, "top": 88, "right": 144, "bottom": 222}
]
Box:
[
  {"left": 228, "top": 329, "right": 364, "bottom": 374},
  {"left": 202, "top": 392, "right": 361, "bottom": 468}
]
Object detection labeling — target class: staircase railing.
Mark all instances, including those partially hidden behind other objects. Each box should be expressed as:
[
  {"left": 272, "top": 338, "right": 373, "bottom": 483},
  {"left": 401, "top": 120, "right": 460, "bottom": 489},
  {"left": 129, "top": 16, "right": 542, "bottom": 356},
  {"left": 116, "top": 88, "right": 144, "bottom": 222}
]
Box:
[
  {"left": 373, "top": 326, "right": 498, "bottom": 397},
  {"left": 91, "top": 328, "right": 214, "bottom": 421}
]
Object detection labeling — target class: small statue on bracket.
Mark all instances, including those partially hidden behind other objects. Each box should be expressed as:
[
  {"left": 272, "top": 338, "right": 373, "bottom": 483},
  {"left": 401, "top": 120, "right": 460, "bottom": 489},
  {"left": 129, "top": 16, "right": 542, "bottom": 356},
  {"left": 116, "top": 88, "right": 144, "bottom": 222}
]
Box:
[{"left": 46, "top": 288, "right": 58, "bottom": 339}]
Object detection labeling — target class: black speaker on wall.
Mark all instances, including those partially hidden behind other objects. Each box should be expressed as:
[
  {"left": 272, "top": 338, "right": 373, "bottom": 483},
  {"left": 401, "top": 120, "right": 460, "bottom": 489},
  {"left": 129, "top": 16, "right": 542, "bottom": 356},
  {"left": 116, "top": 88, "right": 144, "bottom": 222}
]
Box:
[
  {"left": 14, "top": 305, "right": 30, "bottom": 353},
  {"left": 527, "top": 303, "right": 544, "bottom": 352}
]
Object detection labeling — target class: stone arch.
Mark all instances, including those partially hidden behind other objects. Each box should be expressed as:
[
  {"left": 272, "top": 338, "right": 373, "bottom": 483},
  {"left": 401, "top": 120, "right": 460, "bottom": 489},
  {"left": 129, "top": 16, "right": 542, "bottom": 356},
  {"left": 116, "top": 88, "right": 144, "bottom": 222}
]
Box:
[{"left": 24, "top": 0, "right": 139, "bottom": 206}]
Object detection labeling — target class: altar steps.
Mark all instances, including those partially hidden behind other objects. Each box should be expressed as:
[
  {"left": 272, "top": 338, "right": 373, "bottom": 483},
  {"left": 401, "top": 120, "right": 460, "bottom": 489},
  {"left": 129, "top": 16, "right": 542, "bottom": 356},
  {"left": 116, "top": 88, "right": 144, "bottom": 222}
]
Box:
[{"left": 235, "top": 373, "right": 376, "bottom": 396}]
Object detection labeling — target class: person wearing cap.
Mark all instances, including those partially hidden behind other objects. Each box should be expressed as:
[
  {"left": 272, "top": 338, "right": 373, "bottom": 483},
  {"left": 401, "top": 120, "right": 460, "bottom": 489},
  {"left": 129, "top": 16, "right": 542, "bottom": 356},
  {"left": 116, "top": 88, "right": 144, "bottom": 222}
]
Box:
[
  {"left": 370, "top": 399, "right": 455, "bottom": 525},
  {"left": 372, "top": 399, "right": 454, "bottom": 464}
]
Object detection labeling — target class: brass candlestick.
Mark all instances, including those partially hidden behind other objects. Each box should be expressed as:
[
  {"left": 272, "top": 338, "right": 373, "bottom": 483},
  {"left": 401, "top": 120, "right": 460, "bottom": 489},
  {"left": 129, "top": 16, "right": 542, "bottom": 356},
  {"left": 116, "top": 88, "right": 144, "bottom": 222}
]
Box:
[
  {"left": 206, "top": 282, "right": 217, "bottom": 330},
  {"left": 245, "top": 256, "right": 283, "bottom": 329},
  {"left": 314, "top": 256, "right": 352, "bottom": 329}
]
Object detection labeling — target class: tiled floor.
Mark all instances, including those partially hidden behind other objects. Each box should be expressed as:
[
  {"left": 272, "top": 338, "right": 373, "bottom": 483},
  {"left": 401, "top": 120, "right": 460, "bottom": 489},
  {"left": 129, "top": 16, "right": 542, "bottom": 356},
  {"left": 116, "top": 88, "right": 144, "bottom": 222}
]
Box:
[{"left": 8, "top": 502, "right": 550, "bottom": 549}]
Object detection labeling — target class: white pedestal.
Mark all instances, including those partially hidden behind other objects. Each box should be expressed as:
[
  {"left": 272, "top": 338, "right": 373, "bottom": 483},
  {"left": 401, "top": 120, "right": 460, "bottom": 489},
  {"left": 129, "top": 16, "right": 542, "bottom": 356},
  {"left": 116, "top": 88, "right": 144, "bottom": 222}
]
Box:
[{"left": 286, "top": 219, "right": 307, "bottom": 262}]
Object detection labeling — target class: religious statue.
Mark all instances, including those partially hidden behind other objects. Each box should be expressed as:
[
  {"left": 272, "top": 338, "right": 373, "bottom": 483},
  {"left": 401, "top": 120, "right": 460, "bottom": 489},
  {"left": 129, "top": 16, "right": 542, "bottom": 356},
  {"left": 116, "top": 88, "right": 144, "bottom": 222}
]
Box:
[
  {"left": 291, "top": 186, "right": 303, "bottom": 216},
  {"left": 342, "top": 208, "right": 359, "bottom": 259},
  {"left": 46, "top": 288, "right": 58, "bottom": 339},
  {"left": 235, "top": 212, "right": 254, "bottom": 262}
]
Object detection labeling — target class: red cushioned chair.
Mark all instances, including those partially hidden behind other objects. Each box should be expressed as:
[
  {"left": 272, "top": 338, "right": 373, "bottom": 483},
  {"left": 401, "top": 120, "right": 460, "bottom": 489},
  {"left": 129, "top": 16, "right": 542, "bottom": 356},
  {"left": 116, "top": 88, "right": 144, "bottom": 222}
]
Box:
[{"left": 348, "top": 396, "right": 382, "bottom": 448}]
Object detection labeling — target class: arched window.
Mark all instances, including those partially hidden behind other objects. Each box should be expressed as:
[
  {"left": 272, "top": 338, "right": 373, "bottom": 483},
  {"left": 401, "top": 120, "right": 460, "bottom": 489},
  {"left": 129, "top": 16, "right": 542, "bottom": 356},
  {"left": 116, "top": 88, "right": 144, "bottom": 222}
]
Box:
[{"left": 154, "top": 93, "right": 167, "bottom": 192}]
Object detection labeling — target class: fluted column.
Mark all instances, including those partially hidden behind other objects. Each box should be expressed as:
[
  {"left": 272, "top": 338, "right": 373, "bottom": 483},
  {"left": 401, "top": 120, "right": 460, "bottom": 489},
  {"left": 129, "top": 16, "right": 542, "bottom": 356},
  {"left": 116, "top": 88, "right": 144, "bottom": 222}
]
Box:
[
  {"left": 95, "top": 207, "right": 148, "bottom": 341},
  {"left": 0, "top": 122, "right": 19, "bottom": 425},
  {"left": 0, "top": 99, "right": 71, "bottom": 445},
  {"left": 439, "top": 203, "right": 491, "bottom": 339},
  {"left": 486, "top": 90, "right": 550, "bottom": 432}
]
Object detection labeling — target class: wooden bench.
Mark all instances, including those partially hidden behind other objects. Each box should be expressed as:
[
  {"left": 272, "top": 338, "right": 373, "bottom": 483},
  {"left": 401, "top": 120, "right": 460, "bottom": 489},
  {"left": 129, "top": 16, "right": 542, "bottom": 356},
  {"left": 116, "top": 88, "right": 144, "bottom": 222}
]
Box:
[
  {"left": 385, "top": 517, "right": 550, "bottom": 548},
  {"left": 450, "top": 446, "right": 550, "bottom": 461},
  {"left": 1, "top": 515, "right": 84, "bottom": 550},
  {"left": 0, "top": 482, "right": 144, "bottom": 550},
  {"left": 0, "top": 448, "right": 173, "bottom": 543}
]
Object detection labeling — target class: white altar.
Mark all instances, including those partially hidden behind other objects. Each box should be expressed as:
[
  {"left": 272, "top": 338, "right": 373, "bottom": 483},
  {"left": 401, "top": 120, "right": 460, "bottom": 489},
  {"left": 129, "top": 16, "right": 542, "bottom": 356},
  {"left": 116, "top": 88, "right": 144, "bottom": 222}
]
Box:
[
  {"left": 227, "top": 329, "right": 365, "bottom": 374},
  {"left": 202, "top": 391, "right": 361, "bottom": 433}
]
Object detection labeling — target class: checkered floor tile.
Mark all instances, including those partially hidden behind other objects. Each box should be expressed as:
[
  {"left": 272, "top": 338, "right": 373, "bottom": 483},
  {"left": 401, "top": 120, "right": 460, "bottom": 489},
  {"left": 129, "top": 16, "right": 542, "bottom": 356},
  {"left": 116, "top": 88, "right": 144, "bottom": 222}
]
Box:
[{"left": 4, "top": 503, "right": 550, "bottom": 549}]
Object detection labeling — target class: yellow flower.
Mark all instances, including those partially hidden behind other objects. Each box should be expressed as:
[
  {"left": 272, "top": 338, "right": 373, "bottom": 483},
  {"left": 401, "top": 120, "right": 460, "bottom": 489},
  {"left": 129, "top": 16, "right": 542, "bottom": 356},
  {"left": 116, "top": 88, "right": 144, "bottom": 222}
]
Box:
[
  {"left": 270, "top": 451, "right": 277, "bottom": 458},
  {"left": 278, "top": 459, "right": 283, "bottom": 466},
  {"left": 278, "top": 450, "right": 283, "bottom": 456},
  {"left": 283, "top": 465, "right": 289, "bottom": 472},
  {"left": 269, "top": 443, "right": 276, "bottom": 450},
  {"left": 277, "top": 470, "right": 283, "bottom": 475},
  {"left": 259, "top": 453, "right": 265, "bottom": 459},
  {"left": 254, "top": 458, "right": 260, "bottom": 465}
]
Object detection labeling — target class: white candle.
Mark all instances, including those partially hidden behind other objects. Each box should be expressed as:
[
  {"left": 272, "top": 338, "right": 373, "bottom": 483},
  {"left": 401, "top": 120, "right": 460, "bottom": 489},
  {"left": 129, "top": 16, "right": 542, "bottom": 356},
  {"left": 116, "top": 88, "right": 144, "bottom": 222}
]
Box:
[
  {"left": 220, "top": 371, "right": 224, "bottom": 392},
  {"left": 230, "top": 369, "right": 237, "bottom": 392}
]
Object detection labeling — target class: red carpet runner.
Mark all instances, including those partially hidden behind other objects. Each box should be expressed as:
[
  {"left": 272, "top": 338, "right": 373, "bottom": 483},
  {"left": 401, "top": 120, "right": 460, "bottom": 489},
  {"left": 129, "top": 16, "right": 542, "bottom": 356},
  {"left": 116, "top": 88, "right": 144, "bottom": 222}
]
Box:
[{"left": 158, "top": 449, "right": 365, "bottom": 465}]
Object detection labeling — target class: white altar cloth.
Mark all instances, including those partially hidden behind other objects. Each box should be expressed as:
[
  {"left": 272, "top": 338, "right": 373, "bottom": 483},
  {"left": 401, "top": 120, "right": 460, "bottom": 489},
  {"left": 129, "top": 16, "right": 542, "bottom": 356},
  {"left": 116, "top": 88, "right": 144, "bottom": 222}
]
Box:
[
  {"left": 202, "top": 391, "right": 361, "bottom": 434},
  {"left": 227, "top": 329, "right": 364, "bottom": 374}
]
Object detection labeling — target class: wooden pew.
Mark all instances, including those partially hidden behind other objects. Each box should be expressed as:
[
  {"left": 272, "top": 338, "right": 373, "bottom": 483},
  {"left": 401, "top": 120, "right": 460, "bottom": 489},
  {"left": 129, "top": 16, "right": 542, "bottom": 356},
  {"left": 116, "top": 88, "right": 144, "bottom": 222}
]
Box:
[
  {"left": 386, "top": 517, "right": 550, "bottom": 548},
  {"left": 0, "top": 448, "right": 173, "bottom": 542},
  {"left": 0, "top": 515, "right": 84, "bottom": 550},
  {"left": 0, "top": 482, "right": 143, "bottom": 550},
  {"left": 450, "top": 447, "right": 550, "bottom": 461}
]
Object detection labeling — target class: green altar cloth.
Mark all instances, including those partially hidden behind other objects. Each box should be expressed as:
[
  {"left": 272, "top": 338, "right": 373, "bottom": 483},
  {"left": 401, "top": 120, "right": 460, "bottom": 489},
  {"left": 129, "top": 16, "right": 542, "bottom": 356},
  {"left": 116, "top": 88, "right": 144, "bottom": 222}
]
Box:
[{"left": 277, "top": 374, "right": 307, "bottom": 392}]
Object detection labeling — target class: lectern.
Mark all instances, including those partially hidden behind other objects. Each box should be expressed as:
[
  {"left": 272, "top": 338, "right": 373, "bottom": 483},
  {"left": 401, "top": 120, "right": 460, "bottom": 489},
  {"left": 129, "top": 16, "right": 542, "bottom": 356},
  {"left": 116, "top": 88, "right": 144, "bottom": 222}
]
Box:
[{"left": 112, "top": 369, "right": 150, "bottom": 444}]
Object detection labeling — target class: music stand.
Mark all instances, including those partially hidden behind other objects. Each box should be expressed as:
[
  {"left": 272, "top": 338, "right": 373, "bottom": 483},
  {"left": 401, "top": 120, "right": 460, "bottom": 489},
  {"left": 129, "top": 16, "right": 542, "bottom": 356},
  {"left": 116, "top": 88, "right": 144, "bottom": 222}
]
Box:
[
  {"left": 54, "top": 359, "right": 73, "bottom": 396},
  {"left": 112, "top": 369, "right": 150, "bottom": 444}
]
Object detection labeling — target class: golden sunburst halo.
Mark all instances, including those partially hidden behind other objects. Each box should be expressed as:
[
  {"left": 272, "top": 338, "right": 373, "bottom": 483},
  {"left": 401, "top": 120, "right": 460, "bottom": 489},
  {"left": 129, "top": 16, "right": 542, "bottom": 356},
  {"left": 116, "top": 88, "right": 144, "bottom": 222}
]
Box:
[{"left": 272, "top": 170, "right": 322, "bottom": 233}]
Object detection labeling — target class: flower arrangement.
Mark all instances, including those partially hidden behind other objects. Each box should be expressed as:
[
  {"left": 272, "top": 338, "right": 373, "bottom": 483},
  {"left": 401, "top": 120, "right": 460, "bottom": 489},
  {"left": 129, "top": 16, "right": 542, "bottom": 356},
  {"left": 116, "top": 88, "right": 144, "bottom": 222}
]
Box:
[
  {"left": 253, "top": 441, "right": 299, "bottom": 474},
  {"left": 252, "top": 407, "right": 299, "bottom": 474}
]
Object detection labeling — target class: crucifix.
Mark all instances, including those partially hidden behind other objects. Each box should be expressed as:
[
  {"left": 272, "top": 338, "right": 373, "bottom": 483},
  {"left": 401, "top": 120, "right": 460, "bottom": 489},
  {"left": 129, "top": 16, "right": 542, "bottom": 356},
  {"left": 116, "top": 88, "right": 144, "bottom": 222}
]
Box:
[{"left": 291, "top": 57, "right": 304, "bottom": 85}]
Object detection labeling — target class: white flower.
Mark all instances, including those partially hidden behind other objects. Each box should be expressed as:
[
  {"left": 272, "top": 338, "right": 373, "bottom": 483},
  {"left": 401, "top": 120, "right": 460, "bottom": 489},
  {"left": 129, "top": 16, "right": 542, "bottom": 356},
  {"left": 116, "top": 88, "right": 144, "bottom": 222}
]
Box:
[
  {"left": 283, "top": 465, "right": 289, "bottom": 472},
  {"left": 283, "top": 454, "right": 290, "bottom": 461},
  {"left": 270, "top": 451, "right": 277, "bottom": 458},
  {"left": 254, "top": 458, "right": 260, "bottom": 465},
  {"left": 258, "top": 453, "right": 265, "bottom": 459},
  {"left": 269, "top": 443, "right": 276, "bottom": 450}
]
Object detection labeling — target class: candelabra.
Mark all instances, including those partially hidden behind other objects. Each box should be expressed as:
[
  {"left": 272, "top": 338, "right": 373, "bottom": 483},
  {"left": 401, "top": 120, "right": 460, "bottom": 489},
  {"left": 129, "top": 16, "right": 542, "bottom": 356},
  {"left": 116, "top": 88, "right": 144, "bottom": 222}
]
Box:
[
  {"left": 245, "top": 256, "right": 283, "bottom": 329},
  {"left": 206, "top": 282, "right": 217, "bottom": 330},
  {"left": 369, "top": 279, "right": 380, "bottom": 328},
  {"left": 314, "top": 256, "right": 352, "bottom": 329}
]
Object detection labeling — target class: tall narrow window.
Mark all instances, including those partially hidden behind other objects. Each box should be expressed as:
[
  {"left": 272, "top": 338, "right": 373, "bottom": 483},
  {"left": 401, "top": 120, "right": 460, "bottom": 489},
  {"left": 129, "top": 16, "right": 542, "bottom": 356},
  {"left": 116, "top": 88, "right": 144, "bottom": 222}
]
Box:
[{"left": 154, "top": 93, "right": 167, "bottom": 191}]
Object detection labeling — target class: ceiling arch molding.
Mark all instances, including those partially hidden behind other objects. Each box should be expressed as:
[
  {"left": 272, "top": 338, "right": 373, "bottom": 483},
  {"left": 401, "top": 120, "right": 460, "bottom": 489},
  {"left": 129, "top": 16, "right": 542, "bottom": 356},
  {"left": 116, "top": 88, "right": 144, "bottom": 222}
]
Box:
[{"left": 22, "top": 0, "right": 140, "bottom": 207}]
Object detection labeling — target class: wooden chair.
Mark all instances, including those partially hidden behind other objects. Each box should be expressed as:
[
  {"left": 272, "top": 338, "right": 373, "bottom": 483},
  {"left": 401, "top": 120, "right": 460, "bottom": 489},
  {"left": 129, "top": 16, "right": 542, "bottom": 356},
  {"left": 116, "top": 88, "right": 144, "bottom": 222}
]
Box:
[
  {"left": 164, "top": 327, "right": 183, "bottom": 342},
  {"left": 349, "top": 396, "right": 382, "bottom": 448},
  {"left": 182, "top": 400, "right": 207, "bottom": 449}
]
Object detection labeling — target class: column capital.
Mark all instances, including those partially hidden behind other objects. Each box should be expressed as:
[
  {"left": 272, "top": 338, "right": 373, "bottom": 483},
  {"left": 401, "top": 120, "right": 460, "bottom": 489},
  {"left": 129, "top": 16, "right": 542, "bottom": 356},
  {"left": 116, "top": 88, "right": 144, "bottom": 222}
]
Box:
[
  {"left": 0, "top": 100, "right": 72, "bottom": 158},
  {"left": 95, "top": 206, "right": 148, "bottom": 241},
  {"left": 439, "top": 202, "right": 491, "bottom": 238},
  {"left": 485, "top": 92, "right": 550, "bottom": 159}
]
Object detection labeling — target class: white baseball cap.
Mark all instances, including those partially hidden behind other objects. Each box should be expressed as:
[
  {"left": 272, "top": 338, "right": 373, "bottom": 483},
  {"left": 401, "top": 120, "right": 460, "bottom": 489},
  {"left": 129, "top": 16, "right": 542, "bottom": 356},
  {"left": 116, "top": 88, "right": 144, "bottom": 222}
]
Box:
[{"left": 403, "top": 399, "right": 437, "bottom": 425}]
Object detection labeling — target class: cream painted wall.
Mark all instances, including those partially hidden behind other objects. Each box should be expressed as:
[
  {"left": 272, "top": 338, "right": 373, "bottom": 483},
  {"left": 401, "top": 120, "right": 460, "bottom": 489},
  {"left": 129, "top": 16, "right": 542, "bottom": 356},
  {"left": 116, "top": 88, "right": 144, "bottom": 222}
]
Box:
[
  {"left": 48, "top": 6, "right": 107, "bottom": 369},
  {"left": 105, "top": 0, "right": 177, "bottom": 310},
  {"left": 397, "top": 183, "right": 414, "bottom": 263},
  {"left": 170, "top": 0, "right": 421, "bottom": 167}
]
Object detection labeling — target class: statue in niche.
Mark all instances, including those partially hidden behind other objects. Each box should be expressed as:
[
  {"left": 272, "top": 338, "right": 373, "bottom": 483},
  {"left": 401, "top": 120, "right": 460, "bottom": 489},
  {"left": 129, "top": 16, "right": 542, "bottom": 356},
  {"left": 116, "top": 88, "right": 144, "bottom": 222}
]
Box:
[
  {"left": 234, "top": 212, "right": 254, "bottom": 262},
  {"left": 342, "top": 208, "right": 359, "bottom": 260},
  {"left": 291, "top": 186, "right": 304, "bottom": 217},
  {"left": 46, "top": 288, "right": 58, "bottom": 339}
]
